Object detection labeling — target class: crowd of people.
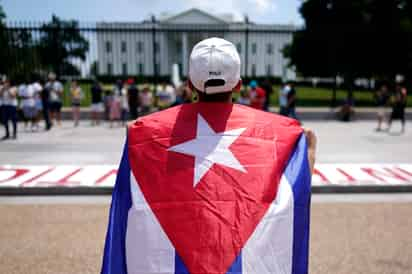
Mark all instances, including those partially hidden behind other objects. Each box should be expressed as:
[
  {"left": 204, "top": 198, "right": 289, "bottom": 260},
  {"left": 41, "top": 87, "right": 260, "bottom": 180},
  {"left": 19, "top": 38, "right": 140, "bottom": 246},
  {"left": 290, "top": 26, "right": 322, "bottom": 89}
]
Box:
[
  {"left": 236, "top": 79, "right": 297, "bottom": 117},
  {"left": 0, "top": 72, "right": 65, "bottom": 140},
  {"left": 94, "top": 78, "right": 192, "bottom": 128},
  {"left": 0, "top": 73, "right": 197, "bottom": 139},
  {"left": 0, "top": 72, "right": 409, "bottom": 140}
]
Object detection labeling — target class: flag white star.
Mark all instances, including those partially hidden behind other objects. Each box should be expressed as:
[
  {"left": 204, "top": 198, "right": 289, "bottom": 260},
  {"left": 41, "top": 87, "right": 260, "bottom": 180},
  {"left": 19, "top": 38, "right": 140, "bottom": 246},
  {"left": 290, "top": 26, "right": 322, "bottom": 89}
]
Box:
[{"left": 168, "top": 114, "right": 247, "bottom": 187}]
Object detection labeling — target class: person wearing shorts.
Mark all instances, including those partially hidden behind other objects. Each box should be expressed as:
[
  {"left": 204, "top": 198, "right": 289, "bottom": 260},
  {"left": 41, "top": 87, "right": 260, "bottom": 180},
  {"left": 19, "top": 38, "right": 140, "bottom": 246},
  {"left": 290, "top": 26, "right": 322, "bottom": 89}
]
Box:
[
  {"left": 90, "top": 81, "right": 104, "bottom": 126},
  {"left": 70, "top": 80, "right": 83, "bottom": 127},
  {"left": 374, "top": 84, "right": 390, "bottom": 131},
  {"left": 20, "top": 83, "right": 37, "bottom": 131},
  {"left": 45, "top": 72, "right": 63, "bottom": 126},
  {"left": 109, "top": 81, "right": 122, "bottom": 128},
  {"left": 388, "top": 83, "right": 407, "bottom": 133},
  {"left": 31, "top": 81, "right": 43, "bottom": 131},
  {"left": 1, "top": 79, "right": 18, "bottom": 140}
]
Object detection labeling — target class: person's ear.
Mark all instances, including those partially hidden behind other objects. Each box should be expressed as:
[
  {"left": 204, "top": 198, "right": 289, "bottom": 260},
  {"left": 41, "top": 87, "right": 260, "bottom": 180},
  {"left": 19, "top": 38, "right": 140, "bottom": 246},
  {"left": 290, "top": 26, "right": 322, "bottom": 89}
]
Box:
[{"left": 233, "top": 79, "right": 242, "bottom": 92}]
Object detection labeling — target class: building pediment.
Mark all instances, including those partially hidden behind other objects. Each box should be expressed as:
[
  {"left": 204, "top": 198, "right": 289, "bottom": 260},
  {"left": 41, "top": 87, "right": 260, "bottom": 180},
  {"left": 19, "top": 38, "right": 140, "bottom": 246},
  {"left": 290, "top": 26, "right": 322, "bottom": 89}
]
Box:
[{"left": 161, "top": 8, "right": 228, "bottom": 25}]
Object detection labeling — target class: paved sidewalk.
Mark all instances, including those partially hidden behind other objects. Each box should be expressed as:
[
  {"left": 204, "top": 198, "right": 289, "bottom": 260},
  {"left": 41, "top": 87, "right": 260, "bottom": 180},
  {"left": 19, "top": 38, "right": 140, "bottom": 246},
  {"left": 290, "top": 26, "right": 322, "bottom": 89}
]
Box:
[
  {"left": 60, "top": 106, "right": 412, "bottom": 120},
  {"left": 1, "top": 120, "right": 410, "bottom": 165}
]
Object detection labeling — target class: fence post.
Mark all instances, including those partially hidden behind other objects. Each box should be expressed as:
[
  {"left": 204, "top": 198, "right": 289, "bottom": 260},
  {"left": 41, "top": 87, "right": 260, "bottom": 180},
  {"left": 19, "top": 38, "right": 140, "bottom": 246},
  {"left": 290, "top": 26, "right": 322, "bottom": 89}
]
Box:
[
  {"left": 151, "top": 15, "right": 157, "bottom": 88},
  {"left": 244, "top": 16, "right": 249, "bottom": 81},
  {"left": 331, "top": 73, "right": 337, "bottom": 107}
]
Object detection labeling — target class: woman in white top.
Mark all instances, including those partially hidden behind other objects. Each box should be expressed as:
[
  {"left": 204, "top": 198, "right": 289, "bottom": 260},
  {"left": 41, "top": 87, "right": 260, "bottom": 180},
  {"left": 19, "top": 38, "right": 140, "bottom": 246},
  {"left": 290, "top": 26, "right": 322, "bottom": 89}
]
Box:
[
  {"left": 120, "top": 85, "right": 129, "bottom": 126},
  {"left": 139, "top": 85, "right": 153, "bottom": 115},
  {"left": 31, "top": 82, "right": 43, "bottom": 131},
  {"left": 19, "top": 83, "right": 38, "bottom": 131},
  {"left": 1, "top": 79, "right": 18, "bottom": 139},
  {"left": 45, "top": 73, "right": 64, "bottom": 126}
]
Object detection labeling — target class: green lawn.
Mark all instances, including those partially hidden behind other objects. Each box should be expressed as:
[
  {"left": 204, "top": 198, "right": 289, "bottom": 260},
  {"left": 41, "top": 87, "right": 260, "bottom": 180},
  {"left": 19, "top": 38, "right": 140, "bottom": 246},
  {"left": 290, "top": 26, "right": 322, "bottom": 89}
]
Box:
[
  {"left": 268, "top": 86, "right": 376, "bottom": 107},
  {"left": 61, "top": 83, "right": 411, "bottom": 108}
]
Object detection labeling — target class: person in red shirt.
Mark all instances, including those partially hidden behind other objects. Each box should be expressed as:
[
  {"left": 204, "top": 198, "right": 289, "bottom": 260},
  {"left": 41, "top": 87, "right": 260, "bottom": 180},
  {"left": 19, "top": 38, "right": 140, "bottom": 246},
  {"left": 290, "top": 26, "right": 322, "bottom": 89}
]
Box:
[{"left": 249, "top": 80, "right": 266, "bottom": 110}]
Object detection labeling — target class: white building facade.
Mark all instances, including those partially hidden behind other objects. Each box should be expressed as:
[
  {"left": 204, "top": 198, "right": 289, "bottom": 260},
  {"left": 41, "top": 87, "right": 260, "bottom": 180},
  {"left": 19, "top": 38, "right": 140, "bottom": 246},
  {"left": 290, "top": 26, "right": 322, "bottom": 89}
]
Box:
[{"left": 96, "top": 9, "right": 296, "bottom": 79}]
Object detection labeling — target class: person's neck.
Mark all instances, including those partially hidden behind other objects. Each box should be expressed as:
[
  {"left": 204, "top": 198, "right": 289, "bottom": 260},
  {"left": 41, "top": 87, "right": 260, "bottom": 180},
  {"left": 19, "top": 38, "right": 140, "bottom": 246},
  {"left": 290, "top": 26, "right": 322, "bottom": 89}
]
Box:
[
  {"left": 198, "top": 98, "right": 232, "bottom": 103},
  {"left": 197, "top": 92, "right": 233, "bottom": 103}
]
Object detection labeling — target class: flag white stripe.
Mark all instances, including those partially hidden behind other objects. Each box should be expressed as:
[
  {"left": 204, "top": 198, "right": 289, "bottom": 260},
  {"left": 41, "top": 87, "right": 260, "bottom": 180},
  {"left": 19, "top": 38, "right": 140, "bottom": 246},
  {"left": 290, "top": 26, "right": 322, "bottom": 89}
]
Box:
[
  {"left": 242, "top": 175, "right": 294, "bottom": 274},
  {"left": 126, "top": 172, "right": 175, "bottom": 274}
]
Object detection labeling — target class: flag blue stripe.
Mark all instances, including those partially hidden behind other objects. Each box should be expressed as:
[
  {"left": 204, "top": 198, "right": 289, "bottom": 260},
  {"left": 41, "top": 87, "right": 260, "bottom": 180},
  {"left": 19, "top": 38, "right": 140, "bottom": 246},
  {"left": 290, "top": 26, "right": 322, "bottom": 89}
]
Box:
[
  {"left": 284, "top": 135, "right": 311, "bottom": 274},
  {"left": 174, "top": 252, "right": 242, "bottom": 273},
  {"left": 227, "top": 252, "right": 242, "bottom": 273},
  {"left": 101, "top": 139, "right": 132, "bottom": 274},
  {"left": 175, "top": 253, "right": 189, "bottom": 274}
]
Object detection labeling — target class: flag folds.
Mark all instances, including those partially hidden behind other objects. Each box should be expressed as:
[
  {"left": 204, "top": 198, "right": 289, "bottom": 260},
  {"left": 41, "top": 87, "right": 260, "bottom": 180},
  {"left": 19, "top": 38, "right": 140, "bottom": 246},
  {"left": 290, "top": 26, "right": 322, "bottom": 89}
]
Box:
[{"left": 101, "top": 103, "right": 311, "bottom": 274}]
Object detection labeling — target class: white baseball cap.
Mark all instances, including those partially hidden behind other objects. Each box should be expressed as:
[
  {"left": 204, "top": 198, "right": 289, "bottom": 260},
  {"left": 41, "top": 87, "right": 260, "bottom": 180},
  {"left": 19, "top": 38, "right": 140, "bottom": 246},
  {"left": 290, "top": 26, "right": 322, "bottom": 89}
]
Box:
[{"left": 189, "top": 37, "right": 241, "bottom": 94}]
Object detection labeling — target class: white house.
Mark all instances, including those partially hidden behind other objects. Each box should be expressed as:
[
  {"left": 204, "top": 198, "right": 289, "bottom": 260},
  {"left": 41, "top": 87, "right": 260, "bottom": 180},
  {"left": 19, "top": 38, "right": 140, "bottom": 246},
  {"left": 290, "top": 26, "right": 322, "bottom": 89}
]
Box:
[{"left": 96, "top": 8, "right": 296, "bottom": 79}]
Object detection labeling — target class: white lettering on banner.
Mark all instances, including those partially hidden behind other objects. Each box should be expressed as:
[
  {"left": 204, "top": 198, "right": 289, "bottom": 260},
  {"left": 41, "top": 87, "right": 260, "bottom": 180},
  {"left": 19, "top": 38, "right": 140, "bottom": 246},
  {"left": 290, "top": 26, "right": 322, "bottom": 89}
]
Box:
[{"left": 0, "top": 164, "right": 411, "bottom": 187}]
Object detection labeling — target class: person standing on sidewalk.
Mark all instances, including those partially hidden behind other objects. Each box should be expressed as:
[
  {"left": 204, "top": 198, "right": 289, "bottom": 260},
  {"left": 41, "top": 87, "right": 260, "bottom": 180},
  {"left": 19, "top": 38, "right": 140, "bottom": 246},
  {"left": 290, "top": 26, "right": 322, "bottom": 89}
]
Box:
[
  {"left": 31, "top": 80, "right": 43, "bottom": 131},
  {"left": 249, "top": 80, "right": 266, "bottom": 110},
  {"left": 0, "top": 79, "right": 18, "bottom": 140},
  {"left": 139, "top": 84, "right": 153, "bottom": 115},
  {"left": 120, "top": 81, "right": 129, "bottom": 125},
  {"left": 388, "top": 83, "right": 407, "bottom": 133},
  {"left": 41, "top": 77, "right": 52, "bottom": 130},
  {"left": 279, "top": 81, "right": 290, "bottom": 116},
  {"left": 286, "top": 82, "right": 298, "bottom": 120},
  {"left": 20, "top": 82, "right": 37, "bottom": 131},
  {"left": 156, "top": 81, "right": 176, "bottom": 110},
  {"left": 90, "top": 81, "right": 104, "bottom": 126},
  {"left": 374, "top": 83, "right": 390, "bottom": 131},
  {"left": 109, "top": 80, "right": 122, "bottom": 128},
  {"left": 45, "top": 73, "right": 64, "bottom": 127},
  {"left": 70, "top": 80, "right": 83, "bottom": 127},
  {"left": 261, "top": 78, "right": 273, "bottom": 111},
  {"left": 101, "top": 37, "right": 316, "bottom": 274},
  {"left": 127, "top": 78, "right": 139, "bottom": 120}
]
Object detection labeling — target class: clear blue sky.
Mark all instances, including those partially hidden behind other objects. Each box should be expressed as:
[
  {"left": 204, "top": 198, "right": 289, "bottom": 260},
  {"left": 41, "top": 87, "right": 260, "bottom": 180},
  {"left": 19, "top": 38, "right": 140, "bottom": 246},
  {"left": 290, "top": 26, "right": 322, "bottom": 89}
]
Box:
[{"left": 1, "top": 0, "right": 303, "bottom": 25}]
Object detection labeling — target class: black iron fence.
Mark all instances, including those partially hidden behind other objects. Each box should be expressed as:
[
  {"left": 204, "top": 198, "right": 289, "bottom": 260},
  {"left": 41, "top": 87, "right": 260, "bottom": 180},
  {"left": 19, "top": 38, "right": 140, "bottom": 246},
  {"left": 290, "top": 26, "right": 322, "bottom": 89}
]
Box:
[{"left": 1, "top": 19, "right": 296, "bottom": 84}]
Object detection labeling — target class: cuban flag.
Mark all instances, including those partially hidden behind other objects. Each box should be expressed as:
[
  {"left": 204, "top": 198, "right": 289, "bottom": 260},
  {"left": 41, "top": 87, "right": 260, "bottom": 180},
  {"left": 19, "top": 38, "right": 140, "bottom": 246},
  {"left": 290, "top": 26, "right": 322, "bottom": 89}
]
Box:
[{"left": 101, "top": 103, "right": 311, "bottom": 274}]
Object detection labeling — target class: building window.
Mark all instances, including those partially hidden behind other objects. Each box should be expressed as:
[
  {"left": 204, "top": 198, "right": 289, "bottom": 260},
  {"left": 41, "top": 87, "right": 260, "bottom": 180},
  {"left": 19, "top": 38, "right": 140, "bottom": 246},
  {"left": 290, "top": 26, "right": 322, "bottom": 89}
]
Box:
[
  {"left": 251, "top": 64, "right": 256, "bottom": 76},
  {"left": 122, "top": 63, "right": 128, "bottom": 75},
  {"left": 236, "top": 43, "right": 242, "bottom": 54},
  {"left": 176, "top": 41, "right": 182, "bottom": 55},
  {"left": 138, "top": 63, "right": 144, "bottom": 75},
  {"left": 178, "top": 63, "right": 183, "bottom": 76},
  {"left": 154, "top": 63, "right": 160, "bottom": 74},
  {"left": 121, "top": 41, "right": 127, "bottom": 53},
  {"left": 91, "top": 61, "right": 99, "bottom": 76},
  {"left": 107, "top": 63, "right": 112, "bottom": 75},
  {"left": 252, "top": 43, "right": 257, "bottom": 54},
  {"left": 105, "top": 41, "right": 112, "bottom": 53},
  {"left": 266, "top": 64, "right": 272, "bottom": 76},
  {"left": 137, "top": 41, "right": 143, "bottom": 54},
  {"left": 267, "top": 43, "right": 273, "bottom": 55},
  {"left": 154, "top": 42, "right": 160, "bottom": 53}
]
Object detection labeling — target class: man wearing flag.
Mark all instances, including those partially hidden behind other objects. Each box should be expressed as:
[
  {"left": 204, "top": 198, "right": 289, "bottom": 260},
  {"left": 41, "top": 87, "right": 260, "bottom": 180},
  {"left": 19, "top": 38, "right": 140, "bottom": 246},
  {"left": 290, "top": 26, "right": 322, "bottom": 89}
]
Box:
[{"left": 101, "top": 37, "right": 316, "bottom": 274}]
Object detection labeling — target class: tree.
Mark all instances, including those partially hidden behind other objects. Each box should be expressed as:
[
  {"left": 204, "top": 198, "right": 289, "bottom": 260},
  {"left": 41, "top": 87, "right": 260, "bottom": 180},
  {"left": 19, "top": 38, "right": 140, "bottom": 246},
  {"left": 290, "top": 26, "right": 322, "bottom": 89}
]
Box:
[
  {"left": 0, "top": 4, "right": 8, "bottom": 75},
  {"left": 285, "top": 0, "right": 412, "bottom": 86},
  {"left": 38, "top": 15, "right": 89, "bottom": 76},
  {"left": 0, "top": 4, "right": 38, "bottom": 81},
  {"left": 6, "top": 27, "right": 39, "bottom": 81}
]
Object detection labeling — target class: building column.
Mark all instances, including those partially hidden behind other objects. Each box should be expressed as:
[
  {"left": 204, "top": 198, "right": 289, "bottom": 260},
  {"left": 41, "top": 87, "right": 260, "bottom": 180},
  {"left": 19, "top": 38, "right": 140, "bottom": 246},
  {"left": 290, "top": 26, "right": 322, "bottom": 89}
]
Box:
[{"left": 182, "top": 32, "right": 188, "bottom": 76}]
